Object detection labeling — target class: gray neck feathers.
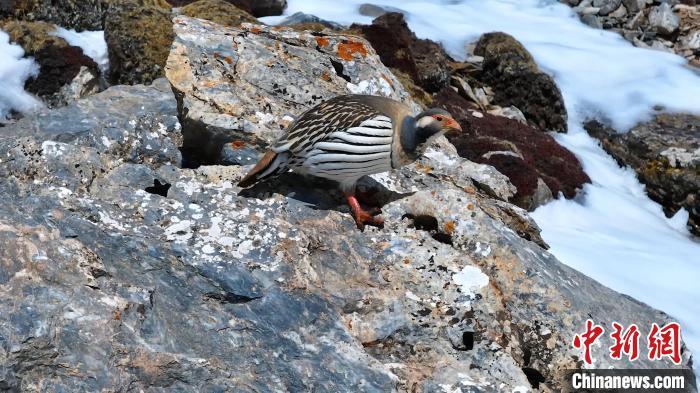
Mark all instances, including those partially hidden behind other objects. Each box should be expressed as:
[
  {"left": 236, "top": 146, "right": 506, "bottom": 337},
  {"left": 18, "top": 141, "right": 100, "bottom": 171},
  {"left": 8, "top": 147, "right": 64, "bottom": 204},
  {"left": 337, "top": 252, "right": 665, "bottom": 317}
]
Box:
[{"left": 400, "top": 116, "right": 418, "bottom": 153}]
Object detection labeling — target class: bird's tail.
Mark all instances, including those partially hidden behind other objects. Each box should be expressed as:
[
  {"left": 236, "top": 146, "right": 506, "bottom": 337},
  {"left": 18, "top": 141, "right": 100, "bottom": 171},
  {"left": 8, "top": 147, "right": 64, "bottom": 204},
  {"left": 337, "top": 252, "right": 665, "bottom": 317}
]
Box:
[{"left": 238, "top": 150, "right": 286, "bottom": 188}]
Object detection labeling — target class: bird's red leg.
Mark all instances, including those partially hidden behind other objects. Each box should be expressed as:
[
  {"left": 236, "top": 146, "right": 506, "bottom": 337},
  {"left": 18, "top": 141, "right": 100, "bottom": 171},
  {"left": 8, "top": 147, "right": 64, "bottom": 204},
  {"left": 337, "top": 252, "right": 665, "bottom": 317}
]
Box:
[{"left": 345, "top": 192, "right": 384, "bottom": 230}]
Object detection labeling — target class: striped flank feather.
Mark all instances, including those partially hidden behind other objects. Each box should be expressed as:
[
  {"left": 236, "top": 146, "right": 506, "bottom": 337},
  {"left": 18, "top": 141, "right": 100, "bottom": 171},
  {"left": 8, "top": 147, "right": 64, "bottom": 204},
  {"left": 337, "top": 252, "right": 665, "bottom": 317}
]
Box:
[{"left": 239, "top": 95, "right": 403, "bottom": 189}]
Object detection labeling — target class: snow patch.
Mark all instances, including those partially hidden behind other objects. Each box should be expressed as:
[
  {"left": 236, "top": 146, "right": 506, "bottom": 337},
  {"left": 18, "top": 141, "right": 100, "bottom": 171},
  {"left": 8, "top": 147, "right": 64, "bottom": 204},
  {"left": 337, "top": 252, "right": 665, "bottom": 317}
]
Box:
[
  {"left": 0, "top": 30, "right": 41, "bottom": 120},
  {"left": 453, "top": 265, "right": 489, "bottom": 297},
  {"left": 53, "top": 27, "right": 109, "bottom": 74}
]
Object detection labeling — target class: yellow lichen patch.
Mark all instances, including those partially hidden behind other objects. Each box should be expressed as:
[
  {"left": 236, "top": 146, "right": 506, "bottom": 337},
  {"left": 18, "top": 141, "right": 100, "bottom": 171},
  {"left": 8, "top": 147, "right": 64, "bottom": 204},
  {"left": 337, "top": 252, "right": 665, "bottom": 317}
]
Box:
[
  {"left": 337, "top": 40, "right": 367, "bottom": 61},
  {"left": 0, "top": 20, "right": 68, "bottom": 53}
]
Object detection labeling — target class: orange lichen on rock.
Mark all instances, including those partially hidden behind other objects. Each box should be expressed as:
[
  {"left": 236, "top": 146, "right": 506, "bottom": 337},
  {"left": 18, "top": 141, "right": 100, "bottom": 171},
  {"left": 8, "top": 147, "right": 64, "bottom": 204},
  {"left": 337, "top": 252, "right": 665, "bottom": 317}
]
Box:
[
  {"left": 230, "top": 140, "right": 246, "bottom": 149},
  {"left": 249, "top": 26, "right": 262, "bottom": 34},
  {"left": 444, "top": 221, "right": 456, "bottom": 235},
  {"left": 315, "top": 36, "right": 329, "bottom": 47},
  {"left": 321, "top": 71, "right": 331, "bottom": 81},
  {"left": 337, "top": 40, "right": 367, "bottom": 61}
]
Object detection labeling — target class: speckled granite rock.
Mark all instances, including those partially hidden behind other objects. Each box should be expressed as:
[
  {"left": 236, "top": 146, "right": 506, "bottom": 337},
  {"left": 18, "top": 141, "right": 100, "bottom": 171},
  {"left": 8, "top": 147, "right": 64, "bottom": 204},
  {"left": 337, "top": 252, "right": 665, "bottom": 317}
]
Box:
[
  {"left": 165, "top": 16, "right": 420, "bottom": 165},
  {"left": 586, "top": 113, "right": 700, "bottom": 236},
  {"left": 0, "top": 74, "right": 694, "bottom": 391}
]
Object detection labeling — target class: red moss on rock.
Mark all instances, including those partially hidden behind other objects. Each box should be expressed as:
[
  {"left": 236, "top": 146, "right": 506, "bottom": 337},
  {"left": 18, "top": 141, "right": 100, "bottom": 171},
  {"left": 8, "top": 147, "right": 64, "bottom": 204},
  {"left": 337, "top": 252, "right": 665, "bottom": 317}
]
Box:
[
  {"left": 25, "top": 44, "right": 98, "bottom": 99},
  {"left": 350, "top": 12, "right": 451, "bottom": 93},
  {"left": 435, "top": 88, "right": 590, "bottom": 210}
]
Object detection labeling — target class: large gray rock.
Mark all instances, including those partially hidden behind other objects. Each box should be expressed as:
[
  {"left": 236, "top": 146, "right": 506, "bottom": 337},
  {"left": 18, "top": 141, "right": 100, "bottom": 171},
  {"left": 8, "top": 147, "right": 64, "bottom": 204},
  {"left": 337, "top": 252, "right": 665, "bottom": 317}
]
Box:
[
  {"left": 593, "top": 0, "right": 622, "bottom": 15},
  {"left": 165, "top": 16, "right": 419, "bottom": 165},
  {"left": 649, "top": 3, "right": 681, "bottom": 35}
]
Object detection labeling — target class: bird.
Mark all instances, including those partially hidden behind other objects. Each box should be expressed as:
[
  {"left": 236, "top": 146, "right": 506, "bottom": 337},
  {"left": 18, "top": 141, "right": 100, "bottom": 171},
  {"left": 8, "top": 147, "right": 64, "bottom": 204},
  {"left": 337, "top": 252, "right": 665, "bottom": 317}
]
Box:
[{"left": 238, "top": 94, "right": 462, "bottom": 230}]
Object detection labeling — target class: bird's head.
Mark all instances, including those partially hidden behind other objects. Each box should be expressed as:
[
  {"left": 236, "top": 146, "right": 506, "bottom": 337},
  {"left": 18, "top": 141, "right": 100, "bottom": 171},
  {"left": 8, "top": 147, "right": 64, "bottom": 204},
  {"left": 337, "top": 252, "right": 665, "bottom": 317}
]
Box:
[{"left": 408, "top": 108, "right": 462, "bottom": 151}]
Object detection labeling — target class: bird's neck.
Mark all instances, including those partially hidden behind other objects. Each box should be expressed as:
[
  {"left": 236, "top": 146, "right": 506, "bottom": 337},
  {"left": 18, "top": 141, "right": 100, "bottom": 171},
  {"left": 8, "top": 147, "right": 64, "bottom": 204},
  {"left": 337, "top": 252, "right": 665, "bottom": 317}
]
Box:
[{"left": 400, "top": 116, "right": 419, "bottom": 154}]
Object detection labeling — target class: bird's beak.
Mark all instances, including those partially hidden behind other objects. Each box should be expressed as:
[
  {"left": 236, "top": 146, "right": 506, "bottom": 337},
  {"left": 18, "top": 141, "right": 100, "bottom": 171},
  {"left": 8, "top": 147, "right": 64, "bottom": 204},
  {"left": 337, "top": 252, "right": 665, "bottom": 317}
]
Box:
[{"left": 445, "top": 119, "right": 462, "bottom": 132}]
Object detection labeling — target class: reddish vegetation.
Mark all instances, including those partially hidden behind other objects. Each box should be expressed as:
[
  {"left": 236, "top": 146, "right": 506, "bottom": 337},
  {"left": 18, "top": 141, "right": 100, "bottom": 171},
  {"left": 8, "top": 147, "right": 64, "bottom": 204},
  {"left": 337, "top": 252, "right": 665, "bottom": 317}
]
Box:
[
  {"left": 351, "top": 12, "right": 451, "bottom": 93},
  {"left": 26, "top": 44, "right": 98, "bottom": 99},
  {"left": 337, "top": 40, "right": 367, "bottom": 61},
  {"left": 434, "top": 88, "right": 590, "bottom": 209},
  {"left": 315, "top": 36, "right": 329, "bottom": 47}
]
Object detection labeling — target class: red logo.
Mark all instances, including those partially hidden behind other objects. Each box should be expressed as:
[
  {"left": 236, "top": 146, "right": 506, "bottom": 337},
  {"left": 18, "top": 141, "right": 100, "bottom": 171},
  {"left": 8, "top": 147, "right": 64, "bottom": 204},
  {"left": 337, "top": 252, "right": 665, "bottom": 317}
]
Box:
[
  {"left": 573, "top": 319, "right": 605, "bottom": 364},
  {"left": 648, "top": 322, "right": 682, "bottom": 365},
  {"left": 610, "top": 322, "right": 640, "bottom": 361},
  {"left": 573, "top": 321, "right": 682, "bottom": 365}
]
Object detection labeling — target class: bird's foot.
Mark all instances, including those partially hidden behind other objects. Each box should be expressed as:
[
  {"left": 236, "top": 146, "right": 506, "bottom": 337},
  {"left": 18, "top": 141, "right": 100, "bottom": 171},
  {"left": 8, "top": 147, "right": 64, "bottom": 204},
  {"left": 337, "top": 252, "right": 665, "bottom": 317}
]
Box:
[
  {"left": 345, "top": 193, "right": 384, "bottom": 231},
  {"left": 352, "top": 208, "right": 384, "bottom": 231}
]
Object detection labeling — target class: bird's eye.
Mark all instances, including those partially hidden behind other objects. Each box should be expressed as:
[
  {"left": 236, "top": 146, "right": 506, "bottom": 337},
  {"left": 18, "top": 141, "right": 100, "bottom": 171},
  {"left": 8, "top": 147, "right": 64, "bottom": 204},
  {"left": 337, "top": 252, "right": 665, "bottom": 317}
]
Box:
[{"left": 435, "top": 116, "right": 443, "bottom": 121}]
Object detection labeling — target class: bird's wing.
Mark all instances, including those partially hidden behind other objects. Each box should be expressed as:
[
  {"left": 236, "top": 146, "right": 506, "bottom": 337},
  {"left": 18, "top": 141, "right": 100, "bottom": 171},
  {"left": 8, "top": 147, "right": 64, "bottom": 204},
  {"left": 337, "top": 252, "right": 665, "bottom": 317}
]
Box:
[{"left": 271, "top": 96, "right": 394, "bottom": 156}]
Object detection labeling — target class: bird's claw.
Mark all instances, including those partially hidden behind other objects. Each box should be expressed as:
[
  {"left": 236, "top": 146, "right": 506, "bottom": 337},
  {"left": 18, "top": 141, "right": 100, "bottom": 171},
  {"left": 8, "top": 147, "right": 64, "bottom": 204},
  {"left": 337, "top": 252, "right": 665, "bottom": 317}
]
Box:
[{"left": 353, "top": 209, "right": 384, "bottom": 231}]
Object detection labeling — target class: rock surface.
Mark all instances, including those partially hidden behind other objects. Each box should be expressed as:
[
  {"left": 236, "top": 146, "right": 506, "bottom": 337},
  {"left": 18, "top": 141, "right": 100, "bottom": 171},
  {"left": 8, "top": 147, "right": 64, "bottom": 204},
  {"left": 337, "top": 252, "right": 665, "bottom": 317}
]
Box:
[
  {"left": 277, "top": 12, "right": 344, "bottom": 30},
  {"left": 104, "top": 0, "right": 174, "bottom": 85},
  {"left": 180, "top": 0, "right": 257, "bottom": 27},
  {"left": 0, "top": 75, "right": 694, "bottom": 391},
  {"left": 474, "top": 32, "right": 568, "bottom": 132},
  {"left": 350, "top": 12, "right": 452, "bottom": 94},
  {"left": 0, "top": 20, "right": 101, "bottom": 108},
  {"left": 586, "top": 113, "right": 700, "bottom": 236},
  {"left": 165, "top": 16, "right": 419, "bottom": 165},
  {"left": 434, "top": 87, "right": 590, "bottom": 210}
]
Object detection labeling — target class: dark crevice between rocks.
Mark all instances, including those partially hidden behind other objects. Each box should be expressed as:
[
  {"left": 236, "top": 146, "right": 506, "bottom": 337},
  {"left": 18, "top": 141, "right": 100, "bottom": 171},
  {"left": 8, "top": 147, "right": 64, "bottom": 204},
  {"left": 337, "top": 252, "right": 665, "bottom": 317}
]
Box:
[
  {"left": 145, "top": 179, "right": 171, "bottom": 197},
  {"left": 177, "top": 114, "right": 266, "bottom": 169},
  {"left": 204, "top": 292, "right": 260, "bottom": 305},
  {"left": 522, "top": 367, "right": 546, "bottom": 389},
  {"left": 171, "top": 84, "right": 263, "bottom": 169},
  {"left": 330, "top": 58, "right": 351, "bottom": 82},
  {"left": 402, "top": 214, "right": 453, "bottom": 245},
  {"left": 462, "top": 331, "right": 474, "bottom": 351}
]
